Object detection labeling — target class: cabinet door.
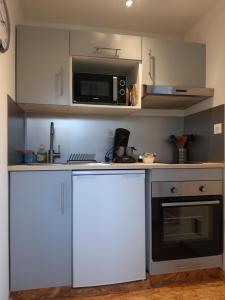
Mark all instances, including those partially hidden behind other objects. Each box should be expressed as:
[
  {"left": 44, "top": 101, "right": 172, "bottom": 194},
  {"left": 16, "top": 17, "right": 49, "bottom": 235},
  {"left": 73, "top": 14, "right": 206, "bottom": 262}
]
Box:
[
  {"left": 10, "top": 171, "right": 72, "bottom": 291},
  {"left": 70, "top": 30, "right": 141, "bottom": 61},
  {"left": 73, "top": 171, "right": 146, "bottom": 287},
  {"left": 17, "top": 26, "right": 70, "bottom": 105},
  {"left": 142, "top": 38, "right": 206, "bottom": 87}
]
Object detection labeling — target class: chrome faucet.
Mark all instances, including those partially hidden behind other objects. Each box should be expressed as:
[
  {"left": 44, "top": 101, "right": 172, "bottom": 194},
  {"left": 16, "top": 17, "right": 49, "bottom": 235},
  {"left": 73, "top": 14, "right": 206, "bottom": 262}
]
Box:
[{"left": 48, "top": 122, "right": 61, "bottom": 163}]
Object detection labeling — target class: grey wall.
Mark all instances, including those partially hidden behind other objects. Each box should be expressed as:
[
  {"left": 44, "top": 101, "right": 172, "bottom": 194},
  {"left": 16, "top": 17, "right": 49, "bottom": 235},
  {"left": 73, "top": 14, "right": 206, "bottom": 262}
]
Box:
[
  {"left": 8, "top": 97, "right": 25, "bottom": 164},
  {"left": 26, "top": 114, "right": 184, "bottom": 163},
  {"left": 184, "top": 105, "right": 224, "bottom": 162}
]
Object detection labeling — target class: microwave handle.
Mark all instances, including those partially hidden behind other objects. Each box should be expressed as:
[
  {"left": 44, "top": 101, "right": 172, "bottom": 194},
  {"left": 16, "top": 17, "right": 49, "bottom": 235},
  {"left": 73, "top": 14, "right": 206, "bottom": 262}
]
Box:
[
  {"left": 161, "top": 200, "right": 220, "bottom": 207},
  {"left": 113, "top": 76, "right": 118, "bottom": 103}
]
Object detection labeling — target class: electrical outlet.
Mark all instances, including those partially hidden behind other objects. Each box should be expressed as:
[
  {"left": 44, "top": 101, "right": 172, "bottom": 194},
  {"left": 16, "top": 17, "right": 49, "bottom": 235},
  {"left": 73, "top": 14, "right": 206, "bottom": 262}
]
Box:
[
  {"left": 104, "top": 129, "right": 114, "bottom": 138},
  {"left": 214, "top": 123, "right": 223, "bottom": 135}
]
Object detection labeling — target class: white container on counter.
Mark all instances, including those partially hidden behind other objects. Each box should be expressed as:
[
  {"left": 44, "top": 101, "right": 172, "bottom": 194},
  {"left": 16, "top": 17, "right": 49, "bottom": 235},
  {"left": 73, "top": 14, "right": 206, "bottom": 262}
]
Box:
[{"left": 143, "top": 153, "right": 156, "bottom": 163}]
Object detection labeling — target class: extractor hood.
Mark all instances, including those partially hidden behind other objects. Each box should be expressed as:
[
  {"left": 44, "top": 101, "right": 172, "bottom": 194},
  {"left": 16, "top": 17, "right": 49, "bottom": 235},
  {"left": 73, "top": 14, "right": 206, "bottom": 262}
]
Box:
[{"left": 142, "top": 85, "right": 214, "bottom": 109}]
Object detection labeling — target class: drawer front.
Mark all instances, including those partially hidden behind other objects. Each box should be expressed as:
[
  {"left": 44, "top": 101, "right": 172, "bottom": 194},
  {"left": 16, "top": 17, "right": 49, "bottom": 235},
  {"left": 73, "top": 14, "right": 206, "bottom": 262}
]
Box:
[{"left": 70, "top": 30, "right": 142, "bottom": 61}]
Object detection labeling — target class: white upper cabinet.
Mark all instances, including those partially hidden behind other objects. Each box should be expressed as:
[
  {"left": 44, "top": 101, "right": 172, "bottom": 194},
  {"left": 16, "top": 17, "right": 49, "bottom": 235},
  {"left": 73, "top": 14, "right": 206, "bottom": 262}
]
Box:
[
  {"left": 17, "top": 26, "right": 70, "bottom": 105},
  {"left": 70, "top": 30, "right": 142, "bottom": 61},
  {"left": 142, "top": 38, "right": 206, "bottom": 87}
]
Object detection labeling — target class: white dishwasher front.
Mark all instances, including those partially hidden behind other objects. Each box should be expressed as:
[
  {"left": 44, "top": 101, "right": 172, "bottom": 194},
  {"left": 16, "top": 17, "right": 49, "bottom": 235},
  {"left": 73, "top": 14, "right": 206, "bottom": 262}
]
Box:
[{"left": 72, "top": 170, "right": 146, "bottom": 288}]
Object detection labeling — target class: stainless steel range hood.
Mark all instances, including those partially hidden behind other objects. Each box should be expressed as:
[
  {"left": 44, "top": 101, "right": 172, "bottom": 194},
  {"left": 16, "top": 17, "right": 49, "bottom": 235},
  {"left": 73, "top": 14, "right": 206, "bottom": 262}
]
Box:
[{"left": 142, "top": 85, "right": 214, "bottom": 110}]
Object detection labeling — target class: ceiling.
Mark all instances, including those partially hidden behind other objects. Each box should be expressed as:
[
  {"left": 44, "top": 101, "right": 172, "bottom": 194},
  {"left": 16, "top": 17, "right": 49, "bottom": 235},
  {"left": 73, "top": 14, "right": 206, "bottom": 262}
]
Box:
[{"left": 19, "top": 0, "right": 218, "bottom": 36}]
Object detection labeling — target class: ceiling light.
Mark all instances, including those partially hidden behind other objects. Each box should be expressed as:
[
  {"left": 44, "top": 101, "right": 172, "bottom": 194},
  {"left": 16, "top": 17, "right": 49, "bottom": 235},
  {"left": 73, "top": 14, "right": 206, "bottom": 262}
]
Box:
[{"left": 126, "top": 0, "right": 133, "bottom": 7}]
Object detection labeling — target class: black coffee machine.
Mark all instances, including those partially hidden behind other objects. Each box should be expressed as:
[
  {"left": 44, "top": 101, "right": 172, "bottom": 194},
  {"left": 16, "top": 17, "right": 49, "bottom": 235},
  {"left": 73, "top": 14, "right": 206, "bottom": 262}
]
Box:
[{"left": 112, "top": 128, "right": 136, "bottom": 163}]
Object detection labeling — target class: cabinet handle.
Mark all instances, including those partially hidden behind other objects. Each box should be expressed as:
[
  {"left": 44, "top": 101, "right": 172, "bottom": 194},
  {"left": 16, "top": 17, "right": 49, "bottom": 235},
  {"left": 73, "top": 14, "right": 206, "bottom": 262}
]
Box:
[
  {"left": 94, "top": 47, "right": 121, "bottom": 57},
  {"left": 148, "top": 49, "right": 155, "bottom": 84},
  {"left": 56, "top": 67, "right": 64, "bottom": 98},
  {"left": 59, "top": 66, "right": 64, "bottom": 97},
  {"left": 60, "top": 183, "right": 65, "bottom": 215}
]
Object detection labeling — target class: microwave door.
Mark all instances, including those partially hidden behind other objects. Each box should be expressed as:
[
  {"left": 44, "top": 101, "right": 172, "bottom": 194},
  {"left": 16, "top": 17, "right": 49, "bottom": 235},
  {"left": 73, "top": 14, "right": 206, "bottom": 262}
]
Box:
[{"left": 73, "top": 73, "right": 113, "bottom": 104}]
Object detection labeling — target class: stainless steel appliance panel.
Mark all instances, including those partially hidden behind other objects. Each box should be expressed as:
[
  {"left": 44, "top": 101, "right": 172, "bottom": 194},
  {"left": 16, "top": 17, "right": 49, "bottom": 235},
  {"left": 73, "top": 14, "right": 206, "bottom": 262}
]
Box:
[
  {"left": 152, "top": 181, "right": 223, "bottom": 198},
  {"left": 151, "top": 255, "right": 222, "bottom": 275},
  {"left": 150, "top": 179, "right": 223, "bottom": 273}
]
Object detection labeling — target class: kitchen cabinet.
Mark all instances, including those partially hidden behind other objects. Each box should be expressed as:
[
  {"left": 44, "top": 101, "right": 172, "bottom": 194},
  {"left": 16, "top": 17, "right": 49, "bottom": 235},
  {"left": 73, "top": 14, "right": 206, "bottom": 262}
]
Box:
[
  {"left": 142, "top": 38, "right": 206, "bottom": 87},
  {"left": 17, "top": 26, "right": 70, "bottom": 105},
  {"left": 10, "top": 171, "right": 72, "bottom": 291},
  {"left": 70, "top": 30, "right": 142, "bottom": 61},
  {"left": 72, "top": 170, "right": 146, "bottom": 287}
]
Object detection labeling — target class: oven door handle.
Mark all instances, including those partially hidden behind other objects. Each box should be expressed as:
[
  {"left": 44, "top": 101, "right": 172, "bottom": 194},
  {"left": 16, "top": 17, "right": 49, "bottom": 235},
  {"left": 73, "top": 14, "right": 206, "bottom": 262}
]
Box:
[{"left": 161, "top": 200, "right": 220, "bottom": 207}]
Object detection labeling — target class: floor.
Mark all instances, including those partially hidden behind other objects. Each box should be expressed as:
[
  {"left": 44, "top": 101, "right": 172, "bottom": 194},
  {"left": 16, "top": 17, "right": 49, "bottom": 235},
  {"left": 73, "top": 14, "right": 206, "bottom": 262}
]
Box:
[{"left": 10, "top": 268, "right": 225, "bottom": 300}]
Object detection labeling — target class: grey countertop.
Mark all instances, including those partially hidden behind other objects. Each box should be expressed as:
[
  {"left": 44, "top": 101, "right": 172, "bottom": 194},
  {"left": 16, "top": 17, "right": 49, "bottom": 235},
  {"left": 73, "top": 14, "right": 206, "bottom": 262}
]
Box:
[{"left": 8, "top": 162, "right": 225, "bottom": 171}]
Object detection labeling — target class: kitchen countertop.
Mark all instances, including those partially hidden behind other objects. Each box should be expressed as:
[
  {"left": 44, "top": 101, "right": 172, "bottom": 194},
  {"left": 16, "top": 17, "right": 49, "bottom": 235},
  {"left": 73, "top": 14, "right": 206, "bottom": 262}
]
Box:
[{"left": 8, "top": 162, "right": 225, "bottom": 171}]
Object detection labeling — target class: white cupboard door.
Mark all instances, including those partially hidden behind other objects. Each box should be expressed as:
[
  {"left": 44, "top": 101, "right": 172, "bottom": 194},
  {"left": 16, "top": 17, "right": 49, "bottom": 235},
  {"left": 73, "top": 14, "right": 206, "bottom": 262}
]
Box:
[
  {"left": 10, "top": 171, "right": 72, "bottom": 291},
  {"left": 70, "top": 30, "right": 142, "bottom": 61},
  {"left": 73, "top": 172, "right": 146, "bottom": 287},
  {"left": 17, "top": 26, "right": 70, "bottom": 105},
  {"left": 142, "top": 38, "right": 206, "bottom": 87}
]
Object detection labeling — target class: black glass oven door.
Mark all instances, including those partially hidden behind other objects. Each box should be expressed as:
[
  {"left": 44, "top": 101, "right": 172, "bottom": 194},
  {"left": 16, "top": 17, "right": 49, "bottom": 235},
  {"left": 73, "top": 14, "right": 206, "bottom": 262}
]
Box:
[
  {"left": 152, "top": 196, "right": 223, "bottom": 261},
  {"left": 73, "top": 73, "right": 113, "bottom": 104}
]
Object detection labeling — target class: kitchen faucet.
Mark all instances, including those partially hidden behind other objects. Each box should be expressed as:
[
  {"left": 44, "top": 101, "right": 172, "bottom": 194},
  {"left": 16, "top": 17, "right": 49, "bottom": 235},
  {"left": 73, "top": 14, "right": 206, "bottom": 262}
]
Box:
[{"left": 48, "top": 122, "right": 61, "bottom": 163}]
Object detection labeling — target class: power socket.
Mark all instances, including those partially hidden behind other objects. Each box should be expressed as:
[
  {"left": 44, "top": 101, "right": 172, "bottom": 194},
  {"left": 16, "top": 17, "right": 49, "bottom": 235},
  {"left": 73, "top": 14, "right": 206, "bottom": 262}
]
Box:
[
  {"left": 104, "top": 129, "right": 114, "bottom": 138},
  {"left": 214, "top": 123, "right": 223, "bottom": 135}
]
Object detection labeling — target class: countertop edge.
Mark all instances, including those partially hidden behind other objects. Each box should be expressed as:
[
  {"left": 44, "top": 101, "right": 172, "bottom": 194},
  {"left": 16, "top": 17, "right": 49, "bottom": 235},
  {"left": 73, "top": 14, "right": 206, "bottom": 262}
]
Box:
[{"left": 8, "top": 162, "right": 225, "bottom": 172}]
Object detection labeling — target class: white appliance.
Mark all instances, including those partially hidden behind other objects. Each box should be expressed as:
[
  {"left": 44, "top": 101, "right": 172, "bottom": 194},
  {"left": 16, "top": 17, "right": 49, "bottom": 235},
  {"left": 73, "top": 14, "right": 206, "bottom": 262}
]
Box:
[{"left": 72, "top": 170, "right": 146, "bottom": 288}]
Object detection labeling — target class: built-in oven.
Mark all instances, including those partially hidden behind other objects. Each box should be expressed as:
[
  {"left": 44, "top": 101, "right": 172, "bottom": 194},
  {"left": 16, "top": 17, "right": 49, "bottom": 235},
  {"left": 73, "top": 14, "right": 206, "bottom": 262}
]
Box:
[
  {"left": 151, "top": 180, "right": 223, "bottom": 274},
  {"left": 73, "top": 73, "right": 127, "bottom": 105}
]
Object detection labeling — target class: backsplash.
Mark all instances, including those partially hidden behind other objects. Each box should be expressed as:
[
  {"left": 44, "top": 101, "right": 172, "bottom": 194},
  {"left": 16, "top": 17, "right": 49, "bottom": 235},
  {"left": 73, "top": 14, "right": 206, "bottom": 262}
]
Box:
[
  {"left": 26, "top": 114, "right": 184, "bottom": 163},
  {"left": 8, "top": 104, "right": 224, "bottom": 164},
  {"left": 184, "top": 105, "right": 224, "bottom": 162}
]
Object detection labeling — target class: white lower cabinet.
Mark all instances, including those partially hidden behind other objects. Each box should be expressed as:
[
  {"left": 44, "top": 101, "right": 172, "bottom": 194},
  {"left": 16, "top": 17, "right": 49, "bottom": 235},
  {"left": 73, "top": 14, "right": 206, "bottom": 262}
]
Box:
[
  {"left": 10, "top": 169, "right": 146, "bottom": 291},
  {"left": 10, "top": 171, "right": 72, "bottom": 291},
  {"left": 72, "top": 170, "right": 146, "bottom": 288}
]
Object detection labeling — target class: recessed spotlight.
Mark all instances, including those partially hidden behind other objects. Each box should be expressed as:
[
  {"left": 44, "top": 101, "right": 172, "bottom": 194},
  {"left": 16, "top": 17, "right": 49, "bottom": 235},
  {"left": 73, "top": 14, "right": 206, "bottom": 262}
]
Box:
[{"left": 126, "top": 0, "right": 133, "bottom": 7}]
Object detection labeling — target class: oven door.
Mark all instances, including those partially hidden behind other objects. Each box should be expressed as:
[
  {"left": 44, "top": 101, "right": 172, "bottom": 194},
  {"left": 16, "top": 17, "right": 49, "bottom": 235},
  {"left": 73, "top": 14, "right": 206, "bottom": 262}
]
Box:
[
  {"left": 73, "top": 73, "right": 114, "bottom": 104},
  {"left": 152, "top": 195, "right": 223, "bottom": 261}
]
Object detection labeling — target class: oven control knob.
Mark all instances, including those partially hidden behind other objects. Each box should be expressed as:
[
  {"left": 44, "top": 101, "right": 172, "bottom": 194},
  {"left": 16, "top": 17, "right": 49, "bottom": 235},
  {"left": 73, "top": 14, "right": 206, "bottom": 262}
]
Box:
[
  {"left": 170, "top": 187, "right": 178, "bottom": 194},
  {"left": 199, "top": 185, "right": 206, "bottom": 193}
]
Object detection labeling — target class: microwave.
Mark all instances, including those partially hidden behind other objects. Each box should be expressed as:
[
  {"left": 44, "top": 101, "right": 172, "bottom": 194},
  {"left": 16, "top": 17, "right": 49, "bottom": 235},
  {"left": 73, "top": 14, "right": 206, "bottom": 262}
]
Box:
[{"left": 73, "top": 73, "right": 127, "bottom": 105}]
